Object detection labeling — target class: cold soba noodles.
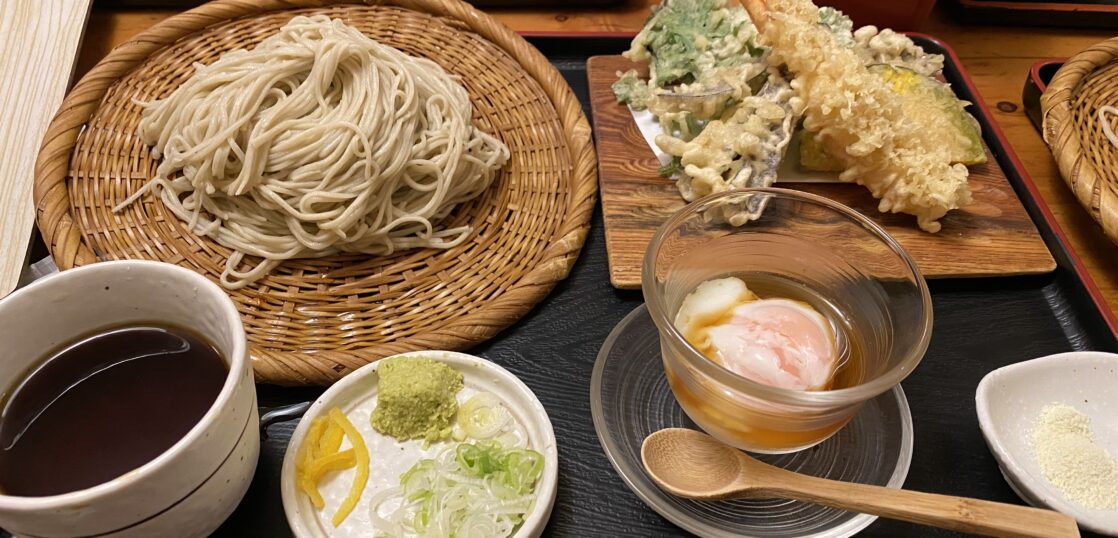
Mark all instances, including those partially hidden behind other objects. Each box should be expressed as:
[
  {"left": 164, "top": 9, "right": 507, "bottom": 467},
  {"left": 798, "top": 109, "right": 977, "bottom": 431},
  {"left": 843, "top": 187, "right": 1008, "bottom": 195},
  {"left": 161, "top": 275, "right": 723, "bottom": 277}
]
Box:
[{"left": 115, "top": 16, "right": 509, "bottom": 289}]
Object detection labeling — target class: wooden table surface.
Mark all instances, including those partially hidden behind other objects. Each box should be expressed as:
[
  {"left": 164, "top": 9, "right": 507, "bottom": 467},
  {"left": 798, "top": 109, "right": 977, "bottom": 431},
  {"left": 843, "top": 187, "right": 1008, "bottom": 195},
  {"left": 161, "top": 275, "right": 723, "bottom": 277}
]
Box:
[{"left": 75, "top": 1, "right": 1118, "bottom": 314}]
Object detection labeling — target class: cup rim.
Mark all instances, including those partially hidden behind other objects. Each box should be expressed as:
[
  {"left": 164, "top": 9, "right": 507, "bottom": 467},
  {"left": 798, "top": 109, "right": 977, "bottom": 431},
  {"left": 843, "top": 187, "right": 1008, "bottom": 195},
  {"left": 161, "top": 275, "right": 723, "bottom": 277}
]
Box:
[
  {"left": 642, "top": 187, "right": 933, "bottom": 407},
  {"left": 0, "top": 260, "right": 247, "bottom": 509}
]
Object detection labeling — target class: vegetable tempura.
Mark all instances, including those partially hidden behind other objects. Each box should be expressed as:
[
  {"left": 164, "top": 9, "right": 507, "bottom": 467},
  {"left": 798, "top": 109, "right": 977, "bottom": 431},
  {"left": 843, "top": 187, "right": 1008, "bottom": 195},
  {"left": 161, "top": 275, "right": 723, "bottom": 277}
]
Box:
[{"left": 745, "top": 0, "right": 971, "bottom": 232}]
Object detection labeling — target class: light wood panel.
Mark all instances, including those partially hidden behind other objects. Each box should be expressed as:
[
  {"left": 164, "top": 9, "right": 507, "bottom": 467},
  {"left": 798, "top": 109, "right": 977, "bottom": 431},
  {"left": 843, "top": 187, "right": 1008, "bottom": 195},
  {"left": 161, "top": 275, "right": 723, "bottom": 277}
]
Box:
[{"left": 0, "top": 0, "right": 93, "bottom": 296}]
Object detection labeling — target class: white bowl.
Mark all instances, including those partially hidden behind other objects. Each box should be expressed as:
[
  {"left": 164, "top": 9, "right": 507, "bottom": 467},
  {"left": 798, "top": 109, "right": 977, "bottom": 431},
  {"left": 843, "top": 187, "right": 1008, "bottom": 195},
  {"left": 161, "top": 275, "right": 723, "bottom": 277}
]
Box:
[
  {"left": 0, "top": 260, "right": 258, "bottom": 537},
  {"left": 281, "top": 350, "right": 558, "bottom": 537},
  {"left": 976, "top": 351, "right": 1118, "bottom": 536}
]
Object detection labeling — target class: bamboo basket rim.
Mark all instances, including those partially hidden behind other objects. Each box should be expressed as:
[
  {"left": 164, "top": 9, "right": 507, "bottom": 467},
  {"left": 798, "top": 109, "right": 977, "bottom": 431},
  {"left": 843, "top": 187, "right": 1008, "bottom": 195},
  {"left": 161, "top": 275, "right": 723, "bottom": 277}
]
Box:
[
  {"left": 1041, "top": 36, "right": 1118, "bottom": 243},
  {"left": 32, "top": 0, "right": 598, "bottom": 385}
]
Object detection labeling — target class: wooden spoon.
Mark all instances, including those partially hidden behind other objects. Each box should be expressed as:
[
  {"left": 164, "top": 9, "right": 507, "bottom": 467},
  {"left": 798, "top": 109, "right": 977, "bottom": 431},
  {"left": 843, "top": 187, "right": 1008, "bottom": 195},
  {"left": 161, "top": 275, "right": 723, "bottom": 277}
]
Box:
[{"left": 641, "top": 428, "right": 1080, "bottom": 538}]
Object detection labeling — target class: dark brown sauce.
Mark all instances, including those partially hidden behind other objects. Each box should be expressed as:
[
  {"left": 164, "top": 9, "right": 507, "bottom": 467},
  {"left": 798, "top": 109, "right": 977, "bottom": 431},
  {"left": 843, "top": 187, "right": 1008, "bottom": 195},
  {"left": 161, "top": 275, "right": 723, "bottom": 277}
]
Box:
[{"left": 0, "top": 325, "right": 227, "bottom": 497}]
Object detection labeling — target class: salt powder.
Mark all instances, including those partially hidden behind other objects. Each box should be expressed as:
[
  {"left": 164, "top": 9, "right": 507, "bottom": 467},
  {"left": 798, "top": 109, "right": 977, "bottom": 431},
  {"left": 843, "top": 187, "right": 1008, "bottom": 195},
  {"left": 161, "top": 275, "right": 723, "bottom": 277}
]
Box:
[{"left": 1030, "top": 402, "right": 1118, "bottom": 510}]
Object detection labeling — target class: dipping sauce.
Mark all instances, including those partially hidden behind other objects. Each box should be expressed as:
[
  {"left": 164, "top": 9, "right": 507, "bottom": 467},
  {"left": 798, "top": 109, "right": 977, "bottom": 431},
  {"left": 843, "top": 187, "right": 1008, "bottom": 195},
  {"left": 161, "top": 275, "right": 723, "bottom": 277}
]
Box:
[{"left": 0, "top": 325, "right": 227, "bottom": 497}]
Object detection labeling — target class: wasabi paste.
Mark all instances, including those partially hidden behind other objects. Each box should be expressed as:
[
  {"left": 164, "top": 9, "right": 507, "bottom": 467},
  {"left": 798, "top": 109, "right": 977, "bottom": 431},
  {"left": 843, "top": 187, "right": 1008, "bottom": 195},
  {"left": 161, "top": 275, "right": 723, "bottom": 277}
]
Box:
[{"left": 371, "top": 356, "right": 464, "bottom": 442}]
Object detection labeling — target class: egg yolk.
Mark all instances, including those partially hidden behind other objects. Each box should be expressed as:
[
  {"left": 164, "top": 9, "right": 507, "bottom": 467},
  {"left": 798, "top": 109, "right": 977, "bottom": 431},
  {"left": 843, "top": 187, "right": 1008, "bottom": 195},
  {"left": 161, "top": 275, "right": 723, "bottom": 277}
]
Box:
[
  {"left": 705, "top": 299, "right": 836, "bottom": 390},
  {"left": 674, "top": 277, "right": 838, "bottom": 391}
]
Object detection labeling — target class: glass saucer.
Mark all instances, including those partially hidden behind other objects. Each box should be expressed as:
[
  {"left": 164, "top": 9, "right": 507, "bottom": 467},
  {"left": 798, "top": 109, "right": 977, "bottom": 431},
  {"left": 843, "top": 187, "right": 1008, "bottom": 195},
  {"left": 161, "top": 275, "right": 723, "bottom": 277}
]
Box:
[{"left": 590, "top": 305, "right": 914, "bottom": 538}]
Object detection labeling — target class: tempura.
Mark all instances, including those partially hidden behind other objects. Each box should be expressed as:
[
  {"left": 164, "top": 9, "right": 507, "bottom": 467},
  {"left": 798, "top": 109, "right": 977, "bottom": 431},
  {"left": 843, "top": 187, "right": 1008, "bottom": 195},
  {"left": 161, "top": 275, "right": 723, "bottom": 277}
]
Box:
[{"left": 745, "top": 0, "right": 971, "bottom": 232}]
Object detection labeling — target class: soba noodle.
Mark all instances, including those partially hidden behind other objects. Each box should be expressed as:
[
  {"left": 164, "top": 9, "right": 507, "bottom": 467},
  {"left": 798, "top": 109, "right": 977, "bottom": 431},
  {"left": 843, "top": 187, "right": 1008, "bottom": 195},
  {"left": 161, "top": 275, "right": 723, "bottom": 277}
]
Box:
[
  {"left": 1099, "top": 105, "right": 1118, "bottom": 149},
  {"left": 115, "top": 15, "right": 510, "bottom": 289}
]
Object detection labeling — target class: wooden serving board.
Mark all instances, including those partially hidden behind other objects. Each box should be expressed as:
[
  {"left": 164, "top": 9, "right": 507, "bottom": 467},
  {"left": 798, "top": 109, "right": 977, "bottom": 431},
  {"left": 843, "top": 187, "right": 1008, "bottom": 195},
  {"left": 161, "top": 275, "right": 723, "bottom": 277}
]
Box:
[{"left": 587, "top": 55, "right": 1056, "bottom": 289}]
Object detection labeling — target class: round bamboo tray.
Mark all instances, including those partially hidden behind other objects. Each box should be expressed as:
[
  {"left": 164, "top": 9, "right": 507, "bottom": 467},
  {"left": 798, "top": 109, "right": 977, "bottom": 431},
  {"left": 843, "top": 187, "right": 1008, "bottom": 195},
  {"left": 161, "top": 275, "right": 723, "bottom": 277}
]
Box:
[
  {"left": 33, "top": 0, "right": 597, "bottom": 385},
  {"left": 1042, "top": 37, "right": 1118, "bottom": 243}
]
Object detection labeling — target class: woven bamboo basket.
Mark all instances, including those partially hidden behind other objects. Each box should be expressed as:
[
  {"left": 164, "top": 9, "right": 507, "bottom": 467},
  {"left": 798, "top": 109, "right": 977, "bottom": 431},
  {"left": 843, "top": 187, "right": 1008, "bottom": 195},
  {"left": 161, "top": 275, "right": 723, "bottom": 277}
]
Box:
[
  {"left": 33, "top": 0, "right": 597, "bottom": 386},
  {"left": 1042, "top": 37, "right": 1118, "bottom": 243}
]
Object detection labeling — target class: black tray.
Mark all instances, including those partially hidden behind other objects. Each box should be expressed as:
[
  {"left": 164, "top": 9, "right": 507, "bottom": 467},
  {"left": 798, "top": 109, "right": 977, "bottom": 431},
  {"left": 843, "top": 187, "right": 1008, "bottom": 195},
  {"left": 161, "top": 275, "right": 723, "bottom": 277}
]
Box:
[
  {"left": 14, "top": 35, "right": 1118, "bottom": 538},
  {"left": 1023, "top": 58, "right": 1065, "bottom": 132}
]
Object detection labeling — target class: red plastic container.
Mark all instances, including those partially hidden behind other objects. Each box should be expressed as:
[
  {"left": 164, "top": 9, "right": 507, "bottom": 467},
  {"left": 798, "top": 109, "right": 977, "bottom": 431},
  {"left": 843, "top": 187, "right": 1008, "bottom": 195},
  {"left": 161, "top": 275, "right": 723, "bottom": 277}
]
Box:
[{"left": 818, "top": 0, "right": 937, "bottom": 31}]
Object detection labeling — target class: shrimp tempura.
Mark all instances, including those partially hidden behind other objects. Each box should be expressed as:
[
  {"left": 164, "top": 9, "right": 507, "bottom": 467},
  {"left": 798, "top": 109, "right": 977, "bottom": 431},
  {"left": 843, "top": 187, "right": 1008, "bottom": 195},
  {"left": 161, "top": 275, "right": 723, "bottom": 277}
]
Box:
[{"left": 746, "top": 0, "right": 971, "bottom": 232}]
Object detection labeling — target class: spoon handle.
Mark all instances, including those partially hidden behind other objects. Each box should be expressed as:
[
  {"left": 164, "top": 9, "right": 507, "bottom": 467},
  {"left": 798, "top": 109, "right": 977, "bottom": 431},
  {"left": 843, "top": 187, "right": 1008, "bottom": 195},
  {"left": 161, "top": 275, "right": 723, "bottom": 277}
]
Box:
[{"left": 757, "top": 471, "right": 1080, "bottom": 538}]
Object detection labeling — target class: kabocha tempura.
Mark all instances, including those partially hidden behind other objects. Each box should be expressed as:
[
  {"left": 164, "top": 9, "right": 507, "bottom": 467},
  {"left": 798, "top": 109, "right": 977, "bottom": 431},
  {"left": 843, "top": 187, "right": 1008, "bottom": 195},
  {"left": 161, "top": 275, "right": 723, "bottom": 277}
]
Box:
[{"left": 745, "top": 0, "right": 970, "bottom": 232}]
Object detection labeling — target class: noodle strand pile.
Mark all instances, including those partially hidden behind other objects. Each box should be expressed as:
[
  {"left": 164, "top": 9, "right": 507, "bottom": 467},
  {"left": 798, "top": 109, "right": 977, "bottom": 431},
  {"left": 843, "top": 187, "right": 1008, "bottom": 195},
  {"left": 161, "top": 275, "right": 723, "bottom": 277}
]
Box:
[{"left": 116, "top": 15, "right": 510, "bottom": 288}]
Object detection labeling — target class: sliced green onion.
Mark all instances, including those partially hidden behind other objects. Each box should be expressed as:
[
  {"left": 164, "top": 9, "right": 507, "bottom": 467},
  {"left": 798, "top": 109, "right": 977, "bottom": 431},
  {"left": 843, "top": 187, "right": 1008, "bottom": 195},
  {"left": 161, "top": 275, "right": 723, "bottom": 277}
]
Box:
[
  {"left": 458, "top": 392, "right": 512, "bottom": 441},
  {"left": 371, "top": 441, "right": 544, "bottom": 538}
]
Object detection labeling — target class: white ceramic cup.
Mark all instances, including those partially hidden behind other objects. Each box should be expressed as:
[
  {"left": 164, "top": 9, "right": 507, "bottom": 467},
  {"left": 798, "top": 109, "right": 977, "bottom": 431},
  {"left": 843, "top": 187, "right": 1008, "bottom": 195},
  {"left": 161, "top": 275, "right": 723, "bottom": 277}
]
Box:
[{"left": 0, "top": 260, "right": 258, "bottom": 538}]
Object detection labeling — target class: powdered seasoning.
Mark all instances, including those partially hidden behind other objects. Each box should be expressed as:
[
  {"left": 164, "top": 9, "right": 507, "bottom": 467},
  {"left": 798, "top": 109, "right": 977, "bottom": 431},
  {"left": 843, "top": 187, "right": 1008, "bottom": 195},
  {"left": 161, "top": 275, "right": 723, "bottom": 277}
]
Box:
[{"left": 1030, "top": 402, "right": 1118, "bottom": 510}]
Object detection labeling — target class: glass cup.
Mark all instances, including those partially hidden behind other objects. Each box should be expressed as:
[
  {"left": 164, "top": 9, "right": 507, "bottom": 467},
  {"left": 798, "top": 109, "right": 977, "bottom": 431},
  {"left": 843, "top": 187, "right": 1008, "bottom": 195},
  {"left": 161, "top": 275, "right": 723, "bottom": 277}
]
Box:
[{"left": 643, "top": 188, "right": 932, "bottom": 453}]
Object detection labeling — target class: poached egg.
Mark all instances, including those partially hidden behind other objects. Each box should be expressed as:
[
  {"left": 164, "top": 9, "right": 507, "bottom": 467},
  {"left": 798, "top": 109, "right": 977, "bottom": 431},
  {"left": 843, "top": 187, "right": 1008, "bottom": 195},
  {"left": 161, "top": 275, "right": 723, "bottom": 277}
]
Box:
[{"left": 674, "top": 277, "right": 838, "bottom": 391}]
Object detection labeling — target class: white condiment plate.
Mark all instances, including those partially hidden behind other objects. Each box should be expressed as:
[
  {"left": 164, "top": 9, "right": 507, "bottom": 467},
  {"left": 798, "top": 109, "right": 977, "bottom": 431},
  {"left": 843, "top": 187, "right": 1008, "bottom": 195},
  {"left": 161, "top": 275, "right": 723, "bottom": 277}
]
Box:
[
  {"left": 280, "top": 351, "right": 558, "bottom": 538},
  {"left": 975, "top": 351, "right": 1118, "bottom": 536}
]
